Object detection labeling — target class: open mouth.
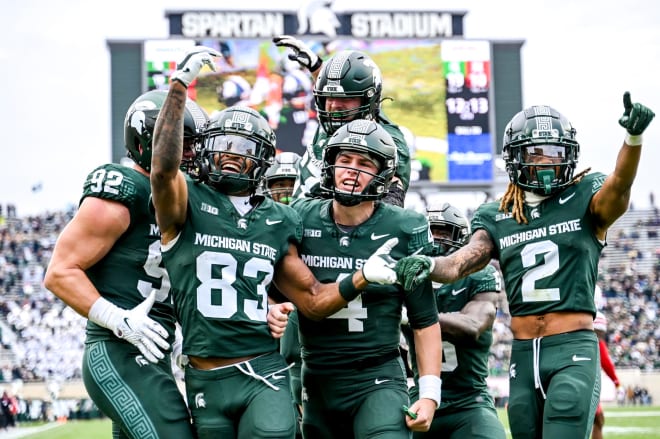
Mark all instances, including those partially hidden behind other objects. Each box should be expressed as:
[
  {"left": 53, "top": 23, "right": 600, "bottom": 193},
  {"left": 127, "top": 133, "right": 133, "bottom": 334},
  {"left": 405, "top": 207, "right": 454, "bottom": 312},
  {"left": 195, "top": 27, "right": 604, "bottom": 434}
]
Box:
[
  {"left": 221, "top": 159, "right": 244, "bottom": 173},
  {"left": 338, "top": 179, "right": 360, "bottom": 192}
]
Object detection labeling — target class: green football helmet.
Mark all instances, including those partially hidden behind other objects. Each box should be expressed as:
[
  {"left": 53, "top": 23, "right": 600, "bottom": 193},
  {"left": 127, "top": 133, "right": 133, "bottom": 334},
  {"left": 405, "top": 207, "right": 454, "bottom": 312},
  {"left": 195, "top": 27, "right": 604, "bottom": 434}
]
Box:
[
  {"left": 314, "top": 50, "right": 383, "bottom": 135},
  {"left": 426, "top": 202, "right": 470, "bottom": 256},
  {"left": 321, "top": 119, "right": 397, "bottom": 206},
  {"left": 502, "top": 105, "right": 580, "bottom": 195},
  {"left": 124, "top": 90, "right": 208, "bottom": 173},
  {"left": 262, "top": 151, "right": 301, "bottom": 204},
  {"left": 200, "top": 106, "right": 276, "bottom": 195}
]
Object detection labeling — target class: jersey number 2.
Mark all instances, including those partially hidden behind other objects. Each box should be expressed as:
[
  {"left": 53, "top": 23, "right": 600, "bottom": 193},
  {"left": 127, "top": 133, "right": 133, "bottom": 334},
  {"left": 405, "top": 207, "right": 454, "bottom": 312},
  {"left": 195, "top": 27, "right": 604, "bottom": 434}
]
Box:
[{"left": 520, "top": 240, "right": 560, "bottom": 302}]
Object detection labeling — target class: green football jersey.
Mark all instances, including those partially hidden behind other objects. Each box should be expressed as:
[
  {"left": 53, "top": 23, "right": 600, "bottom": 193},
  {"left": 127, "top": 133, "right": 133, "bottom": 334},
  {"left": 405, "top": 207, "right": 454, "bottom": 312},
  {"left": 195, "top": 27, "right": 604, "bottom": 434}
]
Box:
[
  {"left": 471, "top": 172, "right": 606, "bottom": 317},
  {"left": 404, "top": 265, "right": 501, "bottom": 410},
  {"left": 292, "top": 114, "right": 411, "bottom": 198},
  {"left": 162, "top": 180, "right": 303, "bottom": 358},
  {"left": 292, "top": 198, "right": 436, "bottom": 372},
  {"left": 81, "top": 164, "right": 175, "bottom": 343}
]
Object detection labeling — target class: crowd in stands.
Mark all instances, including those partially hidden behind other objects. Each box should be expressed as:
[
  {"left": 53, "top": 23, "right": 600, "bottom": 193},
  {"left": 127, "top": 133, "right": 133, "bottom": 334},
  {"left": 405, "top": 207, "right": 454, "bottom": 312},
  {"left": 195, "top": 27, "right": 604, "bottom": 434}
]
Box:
[{"left": 0, "top": 203, "right": 659, "bottom": 387}]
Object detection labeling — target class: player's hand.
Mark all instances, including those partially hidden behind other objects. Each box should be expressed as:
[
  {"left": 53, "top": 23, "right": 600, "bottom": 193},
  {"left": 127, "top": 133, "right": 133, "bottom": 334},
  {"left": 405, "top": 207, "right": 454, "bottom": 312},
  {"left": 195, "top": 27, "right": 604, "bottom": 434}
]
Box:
[
  {"left": 273, "top": 35, "right": 322, "bottom": 73},
  {"left": 88, "top": 290, "right": 170, "bottom": 363},
  {"left": 171, "top": 46, "right": 221, "bottom": 88},
  {"left": 362, "top": 238, "right": 399, "bottom": 285},
  {"left": 268, "top": 302, "right": 294, "bottom": 339},
  {"left": 618, "top": 91, "right": 655, "bottom": 136},
  {"left": 172, "top": 324, "right": 188, "bottom": 370},
  {"left": 395, "top": 255, "right": 435, "bottom": 291},
  {"left": 405, "top": 399, "right": 436, "bottom": 432}
]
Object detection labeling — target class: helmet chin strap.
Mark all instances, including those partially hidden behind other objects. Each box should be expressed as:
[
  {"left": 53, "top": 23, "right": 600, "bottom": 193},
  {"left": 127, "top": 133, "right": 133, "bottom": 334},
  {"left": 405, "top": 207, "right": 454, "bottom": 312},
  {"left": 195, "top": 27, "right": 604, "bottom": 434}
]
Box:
[{"left": 536, "top": 169, "right": 555, "bottom": 195}]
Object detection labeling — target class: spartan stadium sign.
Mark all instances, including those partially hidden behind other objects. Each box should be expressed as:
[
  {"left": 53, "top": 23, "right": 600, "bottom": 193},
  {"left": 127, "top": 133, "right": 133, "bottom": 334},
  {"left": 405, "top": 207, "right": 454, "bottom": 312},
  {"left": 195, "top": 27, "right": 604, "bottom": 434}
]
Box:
[{"left": 166, "top": 9, "right": 464, "bottom": 39}]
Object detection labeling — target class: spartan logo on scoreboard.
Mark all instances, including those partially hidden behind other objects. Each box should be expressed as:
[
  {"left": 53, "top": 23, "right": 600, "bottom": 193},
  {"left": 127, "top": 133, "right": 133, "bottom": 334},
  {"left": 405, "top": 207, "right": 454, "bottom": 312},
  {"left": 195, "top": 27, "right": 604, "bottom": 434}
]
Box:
[
  {"left": 297, "top": 0, "right": 340, "bottom": 37},
  {"left": 166, "top": 5, "right": 463, "bottom": 38}
]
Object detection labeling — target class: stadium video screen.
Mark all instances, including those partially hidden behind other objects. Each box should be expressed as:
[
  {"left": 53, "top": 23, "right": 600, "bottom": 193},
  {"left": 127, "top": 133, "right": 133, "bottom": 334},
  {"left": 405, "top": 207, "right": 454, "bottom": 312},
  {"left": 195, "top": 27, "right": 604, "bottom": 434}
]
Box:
[{"left": 144, "top": 38, "right": 493, "bottom": 184}]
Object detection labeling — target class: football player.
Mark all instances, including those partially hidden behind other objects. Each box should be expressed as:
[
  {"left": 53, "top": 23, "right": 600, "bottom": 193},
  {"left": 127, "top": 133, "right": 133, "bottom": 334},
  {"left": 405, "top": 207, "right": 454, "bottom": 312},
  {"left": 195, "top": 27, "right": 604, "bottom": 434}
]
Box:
[
  {"left": 44, "top": 90, "right": 208, "bottom": 439},
  {"left": 262, "top": 151, "right": 301, "bottom": 205},
  {"left": 284, "top": 118, "right": 441, "bottom": 437},
  {"left": 273, "top": 36, "right": 411, "bottom": 206},
  {"left": 150, "top": 47, "right": 400, "bottom": 439},
  {"left": 401, "top": 202, "right": 506, "bottom": 439},
  {"left": 395, "top": 93, "right": 655, "bottom": 439}
]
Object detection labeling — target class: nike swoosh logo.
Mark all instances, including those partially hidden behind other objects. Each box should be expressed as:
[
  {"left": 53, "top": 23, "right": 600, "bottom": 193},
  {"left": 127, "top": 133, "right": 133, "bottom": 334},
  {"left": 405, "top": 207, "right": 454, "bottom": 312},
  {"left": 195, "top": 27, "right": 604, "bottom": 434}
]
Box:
[
  {"left": 374, "top": 378, "right": 390, "bottom": 385},
  {"left": 451, "top": 287, "right": 467, "bottom": 296},
  {"left": 371, "top": 233, "right": 390, "bottom": 240},
  {"left": 271, "top": 373, "right": 285, "bottom": 380},
  {"left": 266, "top": 219, "right": 282, "bottom": 225},
  {"left": 572, "top": 354, "right": 591, "bottom": 362},
  {"left": 558, "top": 193, "right": 576, "bottom": 205}
]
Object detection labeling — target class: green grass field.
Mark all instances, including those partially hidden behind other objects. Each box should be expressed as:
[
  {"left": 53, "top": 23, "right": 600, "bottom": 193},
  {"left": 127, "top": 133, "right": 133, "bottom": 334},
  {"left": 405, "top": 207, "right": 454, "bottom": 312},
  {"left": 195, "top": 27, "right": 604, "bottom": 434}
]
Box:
[{"left": 13, "top": 406, "right": 660, "bottom": 438}]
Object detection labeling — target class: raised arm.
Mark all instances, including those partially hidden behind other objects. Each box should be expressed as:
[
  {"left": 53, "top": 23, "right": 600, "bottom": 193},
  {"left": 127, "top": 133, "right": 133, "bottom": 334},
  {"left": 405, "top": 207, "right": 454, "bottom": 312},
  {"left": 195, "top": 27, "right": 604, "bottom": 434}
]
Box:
[
  {"left": 273, "top": 35, "right": 323, "bottom": 80},
  {"left": 590, "top": 92, "right": 655, "bottom": 239},
  {"left": 151, "top": 47, "right": 220, "bottom": 242}
]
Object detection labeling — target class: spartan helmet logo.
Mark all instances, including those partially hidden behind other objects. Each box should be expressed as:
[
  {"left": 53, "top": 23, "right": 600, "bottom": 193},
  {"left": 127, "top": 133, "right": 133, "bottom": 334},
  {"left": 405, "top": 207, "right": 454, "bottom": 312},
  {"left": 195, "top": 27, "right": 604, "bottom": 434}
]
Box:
[
  {"left": 129, "top": 110, "right": 147, "bottom": 136},
  {"left": 530, "top": 208, "right": 540, "bottom": 219},
  {"left": 194, "top": 393, "right": 206, "bottom": 409},
  {"left": 134, "top": 355, "right": 149, "bottom": 367},
  {"left": 509, "top": 363, "right": 517, "bottom": 379},
  {"left": 237, "top": 219, "right": 248, "bottom": 229},
  {"left": 297, "top": 0, "right": 340, "bottom": 37},
  {"left": 339, "top": 236, "right": 350, "bottom": 247}
]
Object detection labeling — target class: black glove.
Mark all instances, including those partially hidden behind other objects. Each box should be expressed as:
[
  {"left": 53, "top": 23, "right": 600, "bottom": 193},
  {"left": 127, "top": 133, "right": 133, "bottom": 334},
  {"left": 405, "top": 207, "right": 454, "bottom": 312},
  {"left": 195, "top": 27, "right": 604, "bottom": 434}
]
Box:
[{"left": 273, "top": 35, "right": 322, "bottom": 73}]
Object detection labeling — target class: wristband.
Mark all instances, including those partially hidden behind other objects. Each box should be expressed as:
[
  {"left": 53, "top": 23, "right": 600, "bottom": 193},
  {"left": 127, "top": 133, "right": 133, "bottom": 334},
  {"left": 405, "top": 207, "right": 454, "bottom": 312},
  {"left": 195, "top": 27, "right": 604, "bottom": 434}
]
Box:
[
  {"left": 624, "top": 133, "right": 643, "bottom": 146},
  {"left": 418, "top": 375, "right": 442, "bottom": 408},
  {"left": 338, "top": 275, "right": 361, "bottom": 302},
  {"left": 427, "top": 256, "right": 436, "bottom": 274},
  {"left": 310, "top": 58, "right": 323, "bottom": 73},
  {"left": 88, "top": 297, "right": 119, "bottom": 331}
]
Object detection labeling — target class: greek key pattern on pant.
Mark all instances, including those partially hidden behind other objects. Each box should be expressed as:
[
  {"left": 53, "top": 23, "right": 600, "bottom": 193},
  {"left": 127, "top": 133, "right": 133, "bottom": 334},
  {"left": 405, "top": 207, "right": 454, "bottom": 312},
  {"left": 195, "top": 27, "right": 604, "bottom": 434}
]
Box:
[{"left": 88, "top": 342, "right": 158, "bottom": 439}]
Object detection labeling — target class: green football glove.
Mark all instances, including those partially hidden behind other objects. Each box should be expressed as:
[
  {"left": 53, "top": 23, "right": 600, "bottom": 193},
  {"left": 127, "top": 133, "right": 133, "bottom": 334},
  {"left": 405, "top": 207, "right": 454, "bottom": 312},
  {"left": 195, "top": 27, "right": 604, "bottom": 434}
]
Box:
[
  {"left": 618, "top": 91, "right": 655, "bottom": 136},
  {"left": 395, "top": 255, "right": 435, "bottom": 291}
]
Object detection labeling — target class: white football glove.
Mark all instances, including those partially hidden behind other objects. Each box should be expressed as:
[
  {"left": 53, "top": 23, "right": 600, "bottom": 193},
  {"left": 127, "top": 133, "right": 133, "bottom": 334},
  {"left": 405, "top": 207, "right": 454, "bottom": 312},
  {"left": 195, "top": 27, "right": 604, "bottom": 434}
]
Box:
[
  {"left": 88, "top": 290, "right": 170, "bottom": 363},
  {"left": 171, "top": 46, "right": 221, "bottom": 88},
  {"left": 362, "top": 238, "right": 399, "bottom": 285},
  {"left": 272, "top": 35, "right": 322, "bottom": 73},
  {"left": 171, "top": 323, "right": 188, "bottom": 371}
]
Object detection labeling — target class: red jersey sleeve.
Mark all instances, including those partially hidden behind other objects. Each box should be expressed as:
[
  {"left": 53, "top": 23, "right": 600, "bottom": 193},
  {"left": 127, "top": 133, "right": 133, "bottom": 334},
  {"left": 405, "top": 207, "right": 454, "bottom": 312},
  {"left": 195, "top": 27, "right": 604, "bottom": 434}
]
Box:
[{"left": 599, "top": 338, "right": 620, "bottom": 386}]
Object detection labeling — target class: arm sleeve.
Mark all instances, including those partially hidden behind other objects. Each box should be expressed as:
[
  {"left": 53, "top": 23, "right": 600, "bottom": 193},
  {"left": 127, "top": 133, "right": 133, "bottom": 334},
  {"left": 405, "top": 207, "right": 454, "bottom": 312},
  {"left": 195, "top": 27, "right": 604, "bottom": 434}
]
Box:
[{"left": 599, "top": 339, "right": 620, "bottom": 385}]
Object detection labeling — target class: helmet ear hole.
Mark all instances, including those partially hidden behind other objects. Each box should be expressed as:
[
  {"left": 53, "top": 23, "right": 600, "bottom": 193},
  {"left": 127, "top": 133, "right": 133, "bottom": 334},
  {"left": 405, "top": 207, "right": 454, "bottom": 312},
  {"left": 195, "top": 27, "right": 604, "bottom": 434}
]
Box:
[{"left": 195, "top": 158, "right": 209, "bottom": 182}]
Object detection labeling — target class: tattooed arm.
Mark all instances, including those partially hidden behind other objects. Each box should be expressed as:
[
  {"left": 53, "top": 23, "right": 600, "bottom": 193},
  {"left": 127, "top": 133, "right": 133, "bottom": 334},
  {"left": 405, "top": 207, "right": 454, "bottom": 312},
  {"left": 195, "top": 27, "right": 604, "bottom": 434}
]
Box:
[
  {"left": 430, "top": 229, "right": 495, "bottom": 284},
  {"left": 150, "top": 82, "right": 189, "bottom": 244}
]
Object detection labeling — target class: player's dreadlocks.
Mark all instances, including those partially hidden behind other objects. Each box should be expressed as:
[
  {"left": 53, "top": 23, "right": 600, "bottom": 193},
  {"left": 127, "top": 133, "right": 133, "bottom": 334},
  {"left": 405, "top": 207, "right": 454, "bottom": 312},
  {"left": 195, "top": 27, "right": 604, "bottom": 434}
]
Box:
[{"left": 498, "top": 168, "right": 591, "bottom": 224}]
